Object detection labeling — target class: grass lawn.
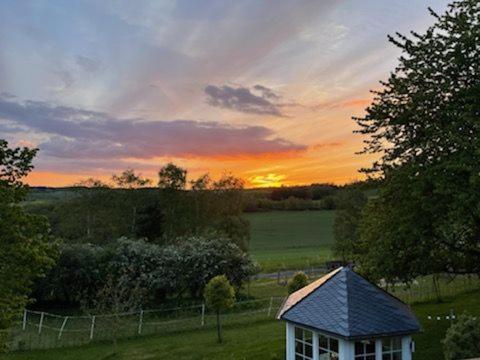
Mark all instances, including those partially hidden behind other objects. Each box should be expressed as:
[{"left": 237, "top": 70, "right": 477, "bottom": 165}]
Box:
[
  {"left": 3, "top": 288, "right": 479, "bottom": 360},
  {"left": 246, "top": 211, "right": 334, "bottom": 272}
]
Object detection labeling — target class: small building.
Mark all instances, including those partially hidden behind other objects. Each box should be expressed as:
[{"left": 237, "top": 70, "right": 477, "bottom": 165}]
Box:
[{"left": 277, "top": 267, "right": 420, "bottom": 360}]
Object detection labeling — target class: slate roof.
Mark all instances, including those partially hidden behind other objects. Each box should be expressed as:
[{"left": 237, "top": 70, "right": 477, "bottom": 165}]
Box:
[{"left": 278, "top": 267, "right": 421, "bottom": 340}]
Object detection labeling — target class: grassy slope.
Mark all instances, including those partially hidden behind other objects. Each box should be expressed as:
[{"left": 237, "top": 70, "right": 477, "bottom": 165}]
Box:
[
  {"left": 246, "top": 211, "right": 334, "bottom": 272},
  {"left": 3, "top": 289, "right": 479, "bottom": 360}
]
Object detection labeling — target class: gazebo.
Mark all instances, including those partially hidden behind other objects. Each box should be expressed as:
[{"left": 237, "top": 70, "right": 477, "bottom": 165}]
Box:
[{"left": 277, "top": 267, "right": 420, "bottom": 360}]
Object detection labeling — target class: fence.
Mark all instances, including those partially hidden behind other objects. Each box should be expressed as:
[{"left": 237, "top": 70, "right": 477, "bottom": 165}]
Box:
[
  {"left": 384, "top": 274, "right": 480, "bottom": 304},
  {"left": 6, "top": 296, "right": 286, "bottom": 351}
]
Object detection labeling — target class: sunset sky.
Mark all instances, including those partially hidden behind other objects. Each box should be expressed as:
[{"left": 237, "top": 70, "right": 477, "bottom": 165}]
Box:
[{"left": 0, "top": 0, "right": 450, "bottom": 187}]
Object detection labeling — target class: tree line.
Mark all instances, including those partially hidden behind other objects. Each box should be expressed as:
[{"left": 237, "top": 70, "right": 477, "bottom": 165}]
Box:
[{"left": 26, "top": 164, "right": 249, "bottom": 251}]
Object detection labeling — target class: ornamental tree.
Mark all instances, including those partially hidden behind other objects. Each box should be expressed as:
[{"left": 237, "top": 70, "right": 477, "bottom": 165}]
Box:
[
  {"left": 287, "top": 272, "right": 309, "bottom": 294},
  {"left": 204, "top": 275, "right": 235, "bottom": 343}
]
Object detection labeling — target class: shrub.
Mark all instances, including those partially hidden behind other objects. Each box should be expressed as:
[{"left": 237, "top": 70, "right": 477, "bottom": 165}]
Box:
[
  {"left": 33, "top": 244, "right": 105, "bottom": 305},
  {"left": 443, "top": 314, "right": 480, "bottom": 360},
  {"left": 288, "top": 272, "right": 309, "bottom": 294}
]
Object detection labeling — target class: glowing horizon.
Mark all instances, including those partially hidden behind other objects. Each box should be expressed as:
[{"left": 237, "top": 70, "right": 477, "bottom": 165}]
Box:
[{"left": 1, "top": 1, "right": 449, "bottom": 188}]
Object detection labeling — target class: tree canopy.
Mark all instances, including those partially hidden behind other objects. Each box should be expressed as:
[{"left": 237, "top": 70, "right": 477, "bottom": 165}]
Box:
[
  {"left": 0, "top": 140, "right": 58, "bottom": 333},
  {"left": 352, "top": 0, "right": 480, "bottom": 280}
]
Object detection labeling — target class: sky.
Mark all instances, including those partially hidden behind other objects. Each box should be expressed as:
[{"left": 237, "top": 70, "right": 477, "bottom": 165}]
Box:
[{"left": 0, "top": 0, "right": 450, "bottom": 187}]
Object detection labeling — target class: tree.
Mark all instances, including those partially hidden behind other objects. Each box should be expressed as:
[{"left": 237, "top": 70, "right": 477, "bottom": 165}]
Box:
[
  {"left": 443, "top": 314, "right": 480, "bottom": 360},
  {"left": 333, "top": 189, "right": 367, "bottom": 262},
  {"left": 112, "top": 169, "right": 151, "bottom": 233},
  {"left": 287, "top": 272, "right": 308, "bottom": 294},
  {"left": 0, "top": 140, "right": 58, "bottom": 339},
  {"left": 34, "top": 244, "right": 104, "bottom": 305},
  {"left": 158, "top": 163, "right": 187, "bottom": 190},
  {"left": 353, "top": 1, "right": 480, "bottom": 278},
  {"left": 204, "top": 275, "right": 235, "bottom": 343},
  {"left": 112, "top": 169, "right": 151, "bottom": 189}
]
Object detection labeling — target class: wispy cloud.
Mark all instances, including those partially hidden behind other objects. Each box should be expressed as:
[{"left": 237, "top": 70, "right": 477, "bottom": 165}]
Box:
[{"left": 205, "top": 84, "right": 290, "bottom": 117}]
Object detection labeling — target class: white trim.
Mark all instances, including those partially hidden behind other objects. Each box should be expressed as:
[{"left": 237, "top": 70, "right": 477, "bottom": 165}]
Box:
[
  {"left": 401, "top": 336, "right": 412, "bottom": 360},
  {"left": 313, "top": 332, "right": 319, "bottom": 360},
  {"left": 375, "top": 339, "right": 382, "bottom": 360},
  {"left": 286, "top": 322, "right": 295, "bottom": 360},
  {"left": 339, "top": 338, "right": 354, "bottom": 360}
]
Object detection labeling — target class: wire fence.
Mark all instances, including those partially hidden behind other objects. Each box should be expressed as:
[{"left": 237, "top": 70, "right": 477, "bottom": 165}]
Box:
[
  {"left": 384, "top": 274, "right": 480, "bottom": 304},
  {"left": 5, "top": 296, "right": 286, "bottom": 351}
]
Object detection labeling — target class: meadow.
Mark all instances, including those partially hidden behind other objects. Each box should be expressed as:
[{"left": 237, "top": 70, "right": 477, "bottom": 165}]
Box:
[
  {"left": 246, "top": 211, "right": 335, "bottom": 272},
  {"left": 3, "top": 279, "right": 479, "bottom": 360}
]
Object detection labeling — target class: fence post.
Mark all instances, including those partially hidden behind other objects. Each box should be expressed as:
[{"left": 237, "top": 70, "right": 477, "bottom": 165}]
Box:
[
  {"left": 38, "top": 312, "right": 45, "bottom": 335},
  {"left": 138, "top": 310, "right": 144, "bottom": 335},
  {"left": 89, "top": 316, "right": 95, "bottom": 340},
  {"left": 267, "top": 297, "right": 274, "bottom": 317},
  {"left": 58, "top": 316, "right": 68, "bottom": 339},
  {"left": 22, "top": 310, "right": 27, "bottom": 331},
  {"left": 201, "top": 304, "right": 205, "bottom": 326}
]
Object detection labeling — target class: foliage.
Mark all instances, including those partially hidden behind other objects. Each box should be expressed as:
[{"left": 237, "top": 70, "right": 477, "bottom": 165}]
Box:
[
  {"left": 111, "top": 169, "right": 150, "bottom": 189},
  {"left": 333, "top": 189, "right": 367, "bottom": 262},
  {"left": 158, "top": 163, "right": 187, "bottom": 190},
  {"left": 287, "top": 272, "right": 308, "bottom": 294},
  {"left": 135, "top": 199, "right": 164, "bottom": 241},
  {"left": 34, "top": 244, "right": 104, "bottom": 305},
  {"left": 33, "top": 236, "right": 257, "bottom": 306},
  {"left": 160, "top": 234, "right": 258, "bottom": 297},
  {"left": 204, "top": 275, "right": 235, "bottom": 343},
  {"left": 353, "top": 0, "right": 480, "bottom": 279},
  {"left": 0, "top": 140, "right": 58, "bottom": 335},
  {"left": 443, "top": 314, "right": 480, "bottom": 360}
]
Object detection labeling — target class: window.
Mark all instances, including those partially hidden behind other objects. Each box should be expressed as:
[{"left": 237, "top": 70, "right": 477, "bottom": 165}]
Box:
[
  {"left": 355, "top": 340, "right": 376, "bottom": 360},
  {"left": 295, "top": 327, "right": 313, "bottom": 360},
  {"left": 382, "top": 337, "right": 402, "bottom": 360},
  {"left": 318, "top": 334, "right": 339, "bottom": 360}
]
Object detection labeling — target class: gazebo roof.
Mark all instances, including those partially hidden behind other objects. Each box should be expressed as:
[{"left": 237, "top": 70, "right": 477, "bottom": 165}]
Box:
[{"left": 278, "top": 267, "right": 421, "bottom": 340}]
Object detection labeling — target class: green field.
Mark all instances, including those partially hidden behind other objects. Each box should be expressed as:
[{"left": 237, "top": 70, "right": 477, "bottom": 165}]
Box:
[
  {"left": 3, "top": 286, "right": 479, "bottom": 360},
  {"left": 246, "top": 211, "right": 335, "bottom": 271}
]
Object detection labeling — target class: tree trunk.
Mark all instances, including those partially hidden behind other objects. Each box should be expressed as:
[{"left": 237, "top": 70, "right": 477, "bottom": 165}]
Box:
[
  {"left": 432, "top": 274, "right": 442, "bottom": 302},
  {"left": 131, "top": 205, "right": 137, "bottom": 233},
  {"left": 216, "top": 310, "right": 222, "bottom": 343}
]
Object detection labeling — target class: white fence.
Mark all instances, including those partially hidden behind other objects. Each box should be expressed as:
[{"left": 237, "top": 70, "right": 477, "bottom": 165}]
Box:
[{"left": 8, "top": 297, "right": 285, "bottom": 351}]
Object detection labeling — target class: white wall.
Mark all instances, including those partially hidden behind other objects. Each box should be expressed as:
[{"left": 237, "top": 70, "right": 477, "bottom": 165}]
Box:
[{"left": 285, "top": 323, "right": 413, "bottom": 360}]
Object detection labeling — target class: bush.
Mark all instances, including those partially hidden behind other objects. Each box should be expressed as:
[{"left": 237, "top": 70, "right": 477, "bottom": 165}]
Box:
[
  {"left": 33, "top": 236, "right": 258, "bottom": 306},
  {"left": 33, "top": 244, "right": 105, "bottom": 305},
  {"left": 288, "top": 272, "right": 309, "bottom": 294},
  {"left": 443, "top": 314, "right": 480, "bottom": 360}
]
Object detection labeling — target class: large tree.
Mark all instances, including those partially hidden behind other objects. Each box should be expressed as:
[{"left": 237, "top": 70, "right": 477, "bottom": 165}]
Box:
[
  {"left": 354, "top": 1, "right": 480, "bottom": 279},
  {"left": 0, "top": 140, "right": 58, "bottom": 335}
]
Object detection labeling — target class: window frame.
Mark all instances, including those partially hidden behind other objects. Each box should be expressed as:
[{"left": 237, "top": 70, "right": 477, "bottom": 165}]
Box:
[
  {"left": 382, "top": 337, "right": 403, "bottom": 360},
  {"left": 318, "top": 333, "right": 339, "bottom": 359},
  {"left": 354, "top": 340, "right": 376, "bottom": 360},
  {"left": 294, "top": 326, "right": 314, "bottom": 360}
]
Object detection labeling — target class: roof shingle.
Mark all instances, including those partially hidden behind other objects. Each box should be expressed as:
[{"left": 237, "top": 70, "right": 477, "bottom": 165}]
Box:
[{"left": 278, "top": 267, "right": 421, "bottom": 339}]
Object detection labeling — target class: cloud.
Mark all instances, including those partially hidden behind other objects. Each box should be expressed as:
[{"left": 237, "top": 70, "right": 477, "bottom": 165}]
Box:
[
  {"left": 205, "top": 84, "right": 288, "bottom": 117},
  {"left": 0, "top": 95, "right": 307, "bottom": 162},
  {"left": 76, "top": 55, "right": 101, "bottom": 73}
]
